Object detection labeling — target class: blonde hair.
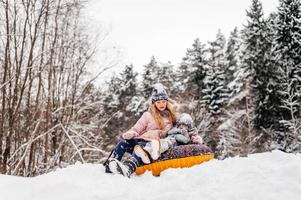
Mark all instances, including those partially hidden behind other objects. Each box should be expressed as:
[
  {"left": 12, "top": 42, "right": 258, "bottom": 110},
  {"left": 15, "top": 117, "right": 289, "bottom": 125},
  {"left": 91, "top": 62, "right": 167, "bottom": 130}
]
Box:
[{"left": 149, "top": 99, "right": 177, "bottom": 130}]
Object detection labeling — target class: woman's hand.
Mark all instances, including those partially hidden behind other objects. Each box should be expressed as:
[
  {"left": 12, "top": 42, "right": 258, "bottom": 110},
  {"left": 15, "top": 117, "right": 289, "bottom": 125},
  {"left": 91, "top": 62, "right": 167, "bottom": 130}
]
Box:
[
  {"left": 158, "top": 130, "right": 166, "bottom": 138},
  {"left": 122, "top": 132, "right": 135, "bottom": 140}
]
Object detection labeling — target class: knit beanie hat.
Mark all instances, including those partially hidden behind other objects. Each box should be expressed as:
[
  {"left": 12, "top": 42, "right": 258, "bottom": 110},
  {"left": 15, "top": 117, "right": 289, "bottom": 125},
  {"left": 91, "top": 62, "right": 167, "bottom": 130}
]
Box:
[
  {"left": 177, "top": 113, "right": 194, "bottom": 131},
  {"left": 151, "top": 83, "right": 169, "bottom": 102}
]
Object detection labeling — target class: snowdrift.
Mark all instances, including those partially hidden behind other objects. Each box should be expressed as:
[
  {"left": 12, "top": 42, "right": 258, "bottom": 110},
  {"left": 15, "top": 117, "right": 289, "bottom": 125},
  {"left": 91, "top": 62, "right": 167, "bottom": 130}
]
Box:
[{"left": 0, "top": 150, "right": 301, "bottom": 200}]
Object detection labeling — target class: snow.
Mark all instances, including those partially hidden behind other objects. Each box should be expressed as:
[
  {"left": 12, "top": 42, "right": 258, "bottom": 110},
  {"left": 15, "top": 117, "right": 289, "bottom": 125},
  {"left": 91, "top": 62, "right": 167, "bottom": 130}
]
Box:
[{"left": 1, "top": 151, "right": 301, "bottom": 200}]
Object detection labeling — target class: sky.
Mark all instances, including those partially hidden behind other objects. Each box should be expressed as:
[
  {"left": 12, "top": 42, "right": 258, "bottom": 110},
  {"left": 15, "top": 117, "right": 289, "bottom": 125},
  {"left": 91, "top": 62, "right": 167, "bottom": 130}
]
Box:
[
  {"left": 84, "top": 0, "right": 279, "bottom": 81},
  {"left": 1, "top": 150, "right": 300, "bottom": 200}
]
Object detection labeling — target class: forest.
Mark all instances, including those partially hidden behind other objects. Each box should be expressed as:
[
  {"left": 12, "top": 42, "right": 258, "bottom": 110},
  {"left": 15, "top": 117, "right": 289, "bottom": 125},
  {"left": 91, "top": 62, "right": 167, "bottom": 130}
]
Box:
[{"left": 0, "top": 0, "right": 300, "bottom": 176}]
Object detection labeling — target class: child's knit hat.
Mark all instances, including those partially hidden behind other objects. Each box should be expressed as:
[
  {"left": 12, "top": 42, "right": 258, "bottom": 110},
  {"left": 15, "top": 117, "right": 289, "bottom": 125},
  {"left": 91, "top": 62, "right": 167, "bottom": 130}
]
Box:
[{"left": 177, "top": 113, "right": 194, "bottom": 131}]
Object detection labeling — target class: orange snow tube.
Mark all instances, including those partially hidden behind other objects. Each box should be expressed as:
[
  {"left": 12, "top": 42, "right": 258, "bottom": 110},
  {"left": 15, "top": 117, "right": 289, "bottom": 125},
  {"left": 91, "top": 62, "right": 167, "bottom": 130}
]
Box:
[{"left": 135, "top": 144, "right": 214, "bottom": 176}]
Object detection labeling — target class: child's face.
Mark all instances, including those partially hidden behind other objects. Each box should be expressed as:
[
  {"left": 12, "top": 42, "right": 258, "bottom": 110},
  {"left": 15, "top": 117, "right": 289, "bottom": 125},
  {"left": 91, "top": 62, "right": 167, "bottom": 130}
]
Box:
[{"left": 178, "top": 124, "right": 189, "bottom": 130}]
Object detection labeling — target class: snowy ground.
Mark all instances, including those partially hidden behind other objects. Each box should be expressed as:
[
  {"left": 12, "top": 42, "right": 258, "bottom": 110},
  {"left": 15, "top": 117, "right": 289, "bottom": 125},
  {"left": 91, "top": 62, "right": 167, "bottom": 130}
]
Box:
[{"left": 0, "top": 150, "right": 300, "bottom": 200}]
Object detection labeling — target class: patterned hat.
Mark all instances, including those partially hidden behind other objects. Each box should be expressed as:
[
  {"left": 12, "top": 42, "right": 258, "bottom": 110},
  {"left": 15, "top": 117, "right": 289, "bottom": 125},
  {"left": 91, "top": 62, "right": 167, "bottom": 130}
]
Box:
[
  {"left": 151, "top": 83, "right": 169, "bottom": 102},
  {"left": 177, "top": 113, "right": 194, "bottom": 131}
]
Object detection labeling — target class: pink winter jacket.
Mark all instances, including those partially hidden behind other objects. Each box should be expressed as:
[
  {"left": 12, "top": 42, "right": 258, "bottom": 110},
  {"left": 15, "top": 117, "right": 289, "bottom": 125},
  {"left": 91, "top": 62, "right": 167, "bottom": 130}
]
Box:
[{"left": 125, "top": 111, "right": 173, "bottom": 141}]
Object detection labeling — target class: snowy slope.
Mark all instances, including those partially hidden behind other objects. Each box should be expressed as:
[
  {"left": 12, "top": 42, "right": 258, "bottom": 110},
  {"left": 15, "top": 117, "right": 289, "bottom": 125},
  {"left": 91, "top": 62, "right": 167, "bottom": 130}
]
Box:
[{"left": 0, "top": 150, "right": 300, "bottom": 200}]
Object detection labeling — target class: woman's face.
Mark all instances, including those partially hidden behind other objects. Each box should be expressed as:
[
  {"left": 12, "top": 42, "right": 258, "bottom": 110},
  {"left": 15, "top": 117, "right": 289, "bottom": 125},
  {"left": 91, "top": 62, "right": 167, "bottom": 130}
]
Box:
[{"left": 154, "top": 100, "right": 167, "bottom": 111}]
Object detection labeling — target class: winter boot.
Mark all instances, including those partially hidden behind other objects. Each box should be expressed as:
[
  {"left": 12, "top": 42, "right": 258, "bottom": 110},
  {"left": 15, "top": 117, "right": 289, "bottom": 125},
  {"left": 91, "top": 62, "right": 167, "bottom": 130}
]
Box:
[
  {"left": 134, "top": 145, "right": 151, "bottom": 164},
  {"left": 123, "top": 157, "right": 139, "bottom": 177},
  {"left": 143, "top": 139, "right": 161, "bottom": 160},
  {"left": 104, "top": 162, "right": 112, "bottom": 173},
  {"left": 108, "top": 158, "right": 131, "bottom": 177},
  {"left": 159, "top": 138, "right": 172, "bottom": 154},
  {"left": 107, "top": 158, "right": 138, "bottom": 178}
]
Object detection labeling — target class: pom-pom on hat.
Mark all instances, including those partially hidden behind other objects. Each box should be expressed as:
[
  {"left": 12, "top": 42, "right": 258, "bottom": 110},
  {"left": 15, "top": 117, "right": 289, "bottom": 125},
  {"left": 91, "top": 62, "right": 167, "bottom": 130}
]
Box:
[{"left": 151, "top": 83, "right": 169, "bottom": 102}]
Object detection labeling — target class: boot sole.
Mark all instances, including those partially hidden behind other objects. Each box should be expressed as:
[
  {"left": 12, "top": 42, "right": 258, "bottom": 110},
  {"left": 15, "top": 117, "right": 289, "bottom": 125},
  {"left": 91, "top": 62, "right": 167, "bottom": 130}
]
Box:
[{"left": 134, "top": 145, "right": 151, "bottom": 164}]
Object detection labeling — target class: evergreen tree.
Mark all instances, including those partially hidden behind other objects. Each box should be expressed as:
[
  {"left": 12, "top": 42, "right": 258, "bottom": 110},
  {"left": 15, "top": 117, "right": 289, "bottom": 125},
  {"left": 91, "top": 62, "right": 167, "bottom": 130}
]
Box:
[
  {"left": 225, "top": 27, "right": 241, "bottom": 86},
  {"left": 142, "top": 56, "right": 160, "bottom": 97},
  {"left": 241, "top": 0, "right": 274, "bottom": 130},
  {"left": 201, "top": 30, "right": 228, "bottom": 117},
  {"left": 156, "top": 61, "right": 177, "bottom": 94},
  {"left": 272, "top": 0, "right": 301, "bottom": 151},
  {"left": 216, "top": 124, "right": 242, "bottom": 159},
  {"left": 101, "top": 65, "right": 138, "bottom": 147},
  {"left": 118, "top": 64, "right": 138, "bottom": 110},
  {"left": 102, "top": 75, "right": 122, "bottom": 116},
  {"left": 201, "top": 30, "right": 236, "bottom": 155},
  {"left": 278, "top": 76, "right": 301, "bottom": 152},
  {"left": 100, "top": 75, "right": 123, "bottom": 147},
  {"left": 217, "top": 0, "right": 274, "bottom": 157},
  {"left": 178, "top": 38, "right": 208, "bottom": 99}
]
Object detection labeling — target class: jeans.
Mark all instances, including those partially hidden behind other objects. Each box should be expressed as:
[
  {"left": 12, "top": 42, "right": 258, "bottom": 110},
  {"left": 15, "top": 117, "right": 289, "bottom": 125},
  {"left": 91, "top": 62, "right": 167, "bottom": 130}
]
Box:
[{"left": 112, "top": 139, "right": 146, "bottom": 166}]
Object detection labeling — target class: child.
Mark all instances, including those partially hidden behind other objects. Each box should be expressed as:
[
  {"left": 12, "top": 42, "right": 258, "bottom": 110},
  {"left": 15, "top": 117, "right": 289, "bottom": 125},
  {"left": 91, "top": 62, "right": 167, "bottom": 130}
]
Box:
[{"left": 134, "top": 113, "right": 203, "bottom": 164}]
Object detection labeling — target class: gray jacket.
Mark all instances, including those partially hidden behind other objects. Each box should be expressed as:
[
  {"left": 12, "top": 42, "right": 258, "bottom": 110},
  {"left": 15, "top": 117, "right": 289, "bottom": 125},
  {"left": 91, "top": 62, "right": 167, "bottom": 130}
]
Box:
[{"left": 167, "top": 127, "right": 195, "bottom": 144}]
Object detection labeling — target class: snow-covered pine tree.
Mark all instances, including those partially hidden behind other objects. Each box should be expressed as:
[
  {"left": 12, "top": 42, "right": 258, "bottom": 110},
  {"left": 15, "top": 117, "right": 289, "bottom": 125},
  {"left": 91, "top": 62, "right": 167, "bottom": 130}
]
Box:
[
  {"left": 225, "top": 27, "right": 241, "bottom": 86},
  {"left": 272, "top": 0, "right": 301, "bottom": 151},
  {"left": 201, "top": 30, "right": 228, "bottom": 118},
  {"left": 101, "top": 65, "right": 139, "bottom": 147},
  {"left": 216, "top": 118, "right": 243, "bottom": 159},
  {"left": 241, "top": 0, "right": 274, "bottom": 131},
  {"left": 279, "top": 77, "right": 301, "bottom": 152},
  {"left": 156, "top": 61, "right": 177, "bottom": 94},
  {"left": 120, "top": 64, "right": 144, "bottom": 115},
  {"left": 100, "top": 75, "right": 123, "bottom": 147},
  {"left": 118, "top": 65, "right": 138, "bottom": 109},
  {"left": 116, "top": 64, "right": 139, "bottom": 127},
  {"left": 199, "top": 30, "right": 231, "bottom": 155},
  {"left": 142, "top": 56, "right": 160, "bottom": 97},
  {"left": 178, "top": 38, "right": 207, "bottom": 100},
  {"left": 102, "top": 75, "right": 122, "bottom": 118},
  {"left": 219, "top": 0, "right": 274, "bottom": 157}
]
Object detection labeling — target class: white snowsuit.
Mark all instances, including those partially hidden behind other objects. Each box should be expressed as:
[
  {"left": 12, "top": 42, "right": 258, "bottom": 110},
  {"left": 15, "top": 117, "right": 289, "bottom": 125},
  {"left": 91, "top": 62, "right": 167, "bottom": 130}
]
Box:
[{"left": 158, "top": 126, "right": 196, "bottom": 153}]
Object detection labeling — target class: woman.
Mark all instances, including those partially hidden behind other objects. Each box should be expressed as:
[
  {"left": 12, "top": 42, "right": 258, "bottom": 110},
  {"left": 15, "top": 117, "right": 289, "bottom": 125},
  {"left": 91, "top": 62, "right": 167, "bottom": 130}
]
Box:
[{"left": 105, "top": 83, "right": 177, "bottom": 177}]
